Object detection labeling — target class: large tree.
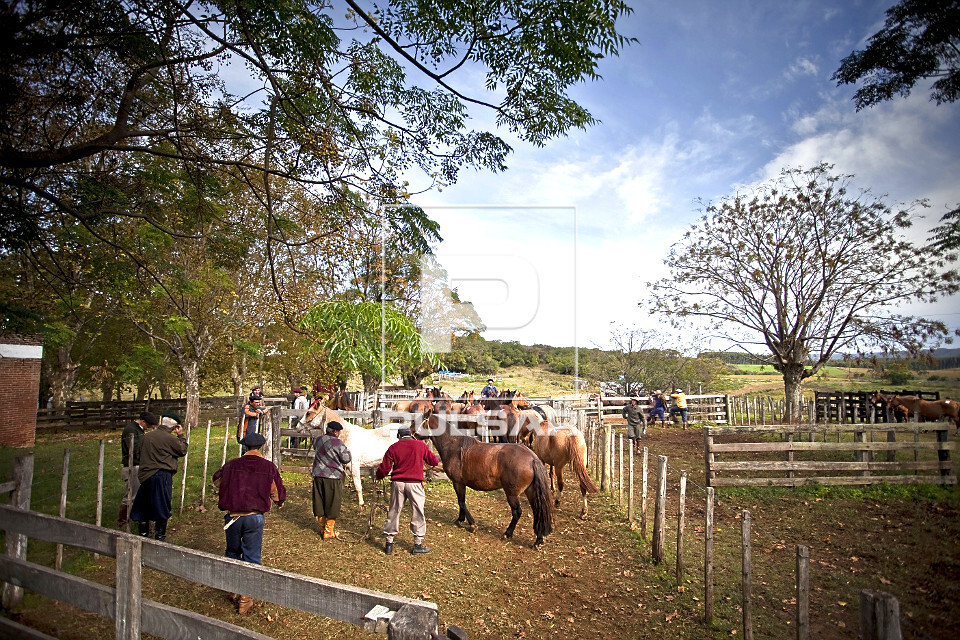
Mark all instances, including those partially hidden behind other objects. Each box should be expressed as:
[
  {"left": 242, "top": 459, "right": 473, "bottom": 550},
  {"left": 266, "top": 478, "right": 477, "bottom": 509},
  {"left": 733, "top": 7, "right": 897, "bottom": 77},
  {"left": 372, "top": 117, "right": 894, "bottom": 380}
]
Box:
[
  {"left": 647, "top": 164, "right": 959, "bottom": 421},
  {"left": 833, "top": 0, "right": 960, "bottom": 110}
]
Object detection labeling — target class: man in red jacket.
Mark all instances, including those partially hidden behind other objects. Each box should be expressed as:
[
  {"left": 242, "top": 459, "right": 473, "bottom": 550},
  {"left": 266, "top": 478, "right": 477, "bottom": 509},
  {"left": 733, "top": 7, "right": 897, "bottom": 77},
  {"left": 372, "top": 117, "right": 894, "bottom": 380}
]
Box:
[
  {"left": 213, "top": 432, "right": 286, "bottom": 614},
  {"left": 376, "top": 425, "right": 440, "bottom": 555}
]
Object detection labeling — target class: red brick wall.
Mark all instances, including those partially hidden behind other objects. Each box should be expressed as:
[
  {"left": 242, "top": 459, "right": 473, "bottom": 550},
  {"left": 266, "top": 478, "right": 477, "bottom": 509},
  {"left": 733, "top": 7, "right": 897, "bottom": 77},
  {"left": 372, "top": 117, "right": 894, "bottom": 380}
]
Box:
[{"left": 0, "top": 335, "right": 42, "bottom": 448}]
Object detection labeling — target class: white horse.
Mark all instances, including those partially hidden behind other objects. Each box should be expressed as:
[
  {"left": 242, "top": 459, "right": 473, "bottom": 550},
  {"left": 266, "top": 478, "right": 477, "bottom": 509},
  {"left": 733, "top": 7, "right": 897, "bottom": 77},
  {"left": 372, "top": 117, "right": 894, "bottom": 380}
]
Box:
[{"left": 303, "top": 402, "right": 398, "bottom": 509}]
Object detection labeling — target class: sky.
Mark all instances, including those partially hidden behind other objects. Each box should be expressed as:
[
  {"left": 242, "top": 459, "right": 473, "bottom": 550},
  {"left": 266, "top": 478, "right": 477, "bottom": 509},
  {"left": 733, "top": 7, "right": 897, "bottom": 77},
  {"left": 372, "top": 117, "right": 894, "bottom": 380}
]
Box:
[{"left": 403, "top": 0, "right": 960, "bottom": 356}]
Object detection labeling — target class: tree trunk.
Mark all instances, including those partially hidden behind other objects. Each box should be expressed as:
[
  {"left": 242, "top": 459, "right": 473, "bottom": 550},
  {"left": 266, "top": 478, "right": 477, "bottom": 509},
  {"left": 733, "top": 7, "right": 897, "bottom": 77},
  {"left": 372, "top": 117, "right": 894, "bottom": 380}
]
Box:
[
  {"left": 43, "top": 347, "right": 80, "bottom": 409},
  {"left": 230, "top": 352, "right": 247, "bottom": 399},
  {"left": 361, "top": 372, "right": 381, "bottom": 394},
  {"left": 158, "top": 382, "right": 171, "bottom": 400},
  {"left": 181, "top": 359, "right": 201, "bottom": 430},
  {"left": 782, "top": 365, "right": 805, "bottom": 423},
  {"left": 100, "top": 380, "right": 114, "bottom": 403}
]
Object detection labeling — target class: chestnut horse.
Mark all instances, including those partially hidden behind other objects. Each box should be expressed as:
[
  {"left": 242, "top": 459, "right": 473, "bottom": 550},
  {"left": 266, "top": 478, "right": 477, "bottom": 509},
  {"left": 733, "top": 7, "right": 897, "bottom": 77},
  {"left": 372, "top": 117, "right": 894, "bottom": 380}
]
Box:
[
  {"left": 870, "top": 392, "right": 913, "bottom": 422},
  {"left": 886, "top": 394, "right": 960, "bottom": 431},
  {"left": 419, "top": 412, "right": 554, "bottom": 548},
  {"left": 530, "top": 422, "right": 598, "bottom": 518}
]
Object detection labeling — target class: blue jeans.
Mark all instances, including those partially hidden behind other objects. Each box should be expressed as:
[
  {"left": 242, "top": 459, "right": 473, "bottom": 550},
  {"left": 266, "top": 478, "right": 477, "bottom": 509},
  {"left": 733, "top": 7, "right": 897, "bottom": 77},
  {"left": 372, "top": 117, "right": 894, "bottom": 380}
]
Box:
[{"left": 224, "top": 513, "right": 265, "bottom": 565}]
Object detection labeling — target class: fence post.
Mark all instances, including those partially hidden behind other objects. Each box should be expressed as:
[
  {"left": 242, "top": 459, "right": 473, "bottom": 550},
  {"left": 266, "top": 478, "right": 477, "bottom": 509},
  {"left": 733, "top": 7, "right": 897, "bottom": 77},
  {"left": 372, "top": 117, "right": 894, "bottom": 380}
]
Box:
[
  {"left": 201, "top": 420, "right": 212, "bottom": 506},
  {"left": 96, "top": 439, "right": 105, "bottom": 530},
  {"left": 179, "top": 423, "right": 191, "bottom": 515},
  {"left": 628, "top": 445, "right": 635, "bottom": 522},
  {"left": 221, "top": 418, "right": 230, "bottom": 468},
  {"left": 742, "top": 509, "right": 753, "bottom": 640},
  {"left": 796, "top": 545, "right": 809, "bottom": 640},
  {"left": 2, "top": 455, "right": 34, "bottom": 609},
  {"left": 860, "top": 590, "right": 901, "bottom": 640},
  {"left": 115, "top": 535, "right": 143, "bottom": 640},
  {"left": 641, "top": 447, "right": 649, "bottom": 539},
  {"left": 54, "top": 449, "right": 70, "bottom": 571},
  {"left": 704, "top": 487, "right": 714, "bottom": 624},
  {"left": 652, "top": 455, "right": 667, "bottom": 564},
  {"left": 618, "top": 434, "right": 624, "bottom": 508},
  {"left": 676, "top": 471, "right": 687, "bottom": 587},
  {"left": 601, "top": 425, "right": 612, "bottom": 493}
]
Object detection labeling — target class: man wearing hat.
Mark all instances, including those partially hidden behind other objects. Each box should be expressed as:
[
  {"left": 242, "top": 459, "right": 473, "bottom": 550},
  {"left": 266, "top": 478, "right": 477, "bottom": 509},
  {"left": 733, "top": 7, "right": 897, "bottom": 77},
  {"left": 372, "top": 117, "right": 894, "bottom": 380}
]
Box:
[
  {"left": 481, "top": 378, "right": 498, "bottom": 398},
  {"left": 376, "top": 423, "right": 440, "bottom": 555},
  {"left": 213, "top": 432, "right": 286, "bottom": 614},
  {"left": 310, "top": 420, "right": 352, "bottom": 539},
  {"left": 239, "top": 396, "right": 268, "bottom": 453},
  {"left": 648, "top": 390, "right": 667, "bottom": 427},
  {"left": 130, "top": 415, "right": 188, "bottom": 541},
  {"left": 118, "top": 411, "right": 158, "bottom": 527},
  {"left": 670, "top": 388, "right": 689, "bottom": 429},
  {"left": 621, "top": 398, "right": 646, "bottom": 453}
]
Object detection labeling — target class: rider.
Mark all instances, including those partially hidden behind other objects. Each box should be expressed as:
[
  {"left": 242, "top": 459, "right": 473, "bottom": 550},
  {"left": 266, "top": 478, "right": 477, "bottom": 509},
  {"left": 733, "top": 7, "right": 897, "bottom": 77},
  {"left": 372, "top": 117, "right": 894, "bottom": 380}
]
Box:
[{"left": 481, "top": 378, "right": 498, "bottom": 398}]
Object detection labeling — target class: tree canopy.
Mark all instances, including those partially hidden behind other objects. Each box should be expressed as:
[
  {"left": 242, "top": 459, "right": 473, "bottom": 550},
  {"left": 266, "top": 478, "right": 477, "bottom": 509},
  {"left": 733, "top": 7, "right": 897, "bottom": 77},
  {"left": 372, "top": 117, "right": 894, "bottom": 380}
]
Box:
[
  {"left": 833, "top": 0, "right": 960, "bottom": 110},
  {"left": 647, "top": 164, "right": 959, "bottom": 419}
]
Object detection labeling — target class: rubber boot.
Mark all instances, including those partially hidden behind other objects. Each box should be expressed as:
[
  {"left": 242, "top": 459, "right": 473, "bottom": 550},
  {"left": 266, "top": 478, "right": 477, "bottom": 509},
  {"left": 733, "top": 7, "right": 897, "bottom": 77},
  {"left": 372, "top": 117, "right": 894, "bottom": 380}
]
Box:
[
  {"left": 237, "top": 595, "right": 254, "bottom": 614},
  {"left": 117, "top": 505, "right": 128, "bottom": 527},
  {"left": 316, "top": 516, "right": 327, "bottom": 538},
  {"left": 384, "top": 540, "right": 394, "bottom": 555},
  {"left": 323, "top": 518, "right": 339, "bottom": 540},
  {"left": 137, "top": 521, "right": 150, "bottom": 537},
  {"left": 154, "top": 519, "right": 167, "bottom": 541}
]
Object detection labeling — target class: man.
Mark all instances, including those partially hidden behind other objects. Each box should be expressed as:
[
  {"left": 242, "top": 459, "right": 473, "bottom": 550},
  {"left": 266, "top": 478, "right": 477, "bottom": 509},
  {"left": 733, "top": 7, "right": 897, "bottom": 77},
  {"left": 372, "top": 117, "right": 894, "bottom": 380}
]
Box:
[
  {"left": 238, "top": 395, "right": 268, "bottom": 452},
  {"left": 118, "top": 411, "right": 158, "bottom": 527},
  {"left": 670, "top": 388, "right": 689, "bottom": 429},
  {"left": 376, "top": 424, "right": 440, "bottom": 555},
  {"left": 290, "top": 387, "right": 309, "bottom": 448},
  {"left": 481, "top": 378, "right": 498, "bottom": 398},
  {"left": 249, "top": 385, "right": 264, "bottom": 401},
  {"left": 213, "top": 432, "right": 286, "bottom": 615},
  {"left": 649, "top": 390, "right": 667, "bottom": 427},
  {"left": 129, "top": 415, "right": 188, "bottom": 541},
  {"left": 310, "top": 420, "right": 352, "bottom": 540},
  {"left": 621, "top": 398, "right": 646, "bottom": 452}
]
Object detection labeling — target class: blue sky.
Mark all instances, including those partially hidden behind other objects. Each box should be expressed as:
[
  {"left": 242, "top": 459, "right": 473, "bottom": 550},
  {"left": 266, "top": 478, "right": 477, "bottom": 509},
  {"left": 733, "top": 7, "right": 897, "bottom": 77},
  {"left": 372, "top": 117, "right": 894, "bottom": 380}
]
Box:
[{"left": 410, "top": 0, "right": 960, "bottom": 354}]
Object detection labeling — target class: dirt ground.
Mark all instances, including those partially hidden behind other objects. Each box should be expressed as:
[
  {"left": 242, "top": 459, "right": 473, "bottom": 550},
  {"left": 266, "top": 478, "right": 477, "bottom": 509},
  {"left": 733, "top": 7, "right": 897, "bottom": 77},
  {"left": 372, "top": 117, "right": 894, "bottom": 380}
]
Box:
[{"left": 6, "top": 425, "right": 960, "bottom": 640}]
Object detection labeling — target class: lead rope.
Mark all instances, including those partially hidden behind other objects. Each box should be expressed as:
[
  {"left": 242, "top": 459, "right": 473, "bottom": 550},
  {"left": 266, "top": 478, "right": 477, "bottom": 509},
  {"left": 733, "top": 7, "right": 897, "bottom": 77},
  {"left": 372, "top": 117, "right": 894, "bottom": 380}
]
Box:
[{"left": 341, "top": 476, "right": 388, "bottom": 545}]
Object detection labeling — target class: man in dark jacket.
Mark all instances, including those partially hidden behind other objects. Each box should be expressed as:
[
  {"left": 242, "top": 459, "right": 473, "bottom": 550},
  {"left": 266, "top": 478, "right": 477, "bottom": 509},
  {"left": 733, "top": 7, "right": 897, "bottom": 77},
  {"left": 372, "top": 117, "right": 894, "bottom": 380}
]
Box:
[
  {"left": 621, "top": 398, "right": 646, "bottom": 452},
  {"left": 130, "top": 415, "right": 188, "bottom": 541},
  {"left": 118, "top": 411, "right": 158, "bottom": 527},
  {"left": 213, "top": 432, "right": 286, "bottom": 614},
  {"left": 376, "top": 425, "right": 440, "bottom": 555}
]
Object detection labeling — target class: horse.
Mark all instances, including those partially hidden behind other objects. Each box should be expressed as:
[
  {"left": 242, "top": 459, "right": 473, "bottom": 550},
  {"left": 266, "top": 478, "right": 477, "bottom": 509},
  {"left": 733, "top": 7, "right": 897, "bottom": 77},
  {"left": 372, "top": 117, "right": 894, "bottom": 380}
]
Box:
[
  {"left": 497, "top": 390, "right": 545, "bottom": 444},
  {"left": 303, "top": 399, "right": 397, "bottom": 509},
  {"left": 530, "top": 422, "right": 598, "bottom": 518},
  {"left": 886, "top": 394, "right": 960, "bottom": 431},
  {"left": 418, "top": 411, "right": 554, "bottom": 548},
  {"left": 870, "top": 392, "right": 913, "bottom": 422}
]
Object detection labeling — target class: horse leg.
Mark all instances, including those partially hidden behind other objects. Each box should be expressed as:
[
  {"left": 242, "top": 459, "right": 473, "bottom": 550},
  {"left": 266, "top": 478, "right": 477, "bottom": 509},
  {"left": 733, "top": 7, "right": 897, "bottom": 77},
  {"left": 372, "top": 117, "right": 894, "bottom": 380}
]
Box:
[
  {"left": 502, "top": 493, "right": 522, "bottom": 540},
  {"left": 352, "top": 461, "right": 364, "bottom": 511},
  {"left": 453, "top": 482, "right": 476, "bottom": 532},
  {"left": 554, "top": 465, "right": 564, "bottom": 509}
]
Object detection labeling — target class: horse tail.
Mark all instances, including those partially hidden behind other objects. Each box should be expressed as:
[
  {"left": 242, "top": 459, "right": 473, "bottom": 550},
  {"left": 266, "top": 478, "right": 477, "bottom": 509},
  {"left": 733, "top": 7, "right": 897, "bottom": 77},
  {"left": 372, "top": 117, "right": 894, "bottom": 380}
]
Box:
[
  {"left": 528, "top": 457, "right": 554, "bottom": 539},
  {"left": 569, "top": 433, "right": 599, "bottom": 495}
]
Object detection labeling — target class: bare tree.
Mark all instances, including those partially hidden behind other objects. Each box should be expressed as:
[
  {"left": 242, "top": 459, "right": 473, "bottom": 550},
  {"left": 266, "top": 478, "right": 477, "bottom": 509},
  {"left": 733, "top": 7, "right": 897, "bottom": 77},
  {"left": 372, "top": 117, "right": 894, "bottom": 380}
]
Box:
[{"left": 647, "top": 164, "right": 959, "bottom": 421}]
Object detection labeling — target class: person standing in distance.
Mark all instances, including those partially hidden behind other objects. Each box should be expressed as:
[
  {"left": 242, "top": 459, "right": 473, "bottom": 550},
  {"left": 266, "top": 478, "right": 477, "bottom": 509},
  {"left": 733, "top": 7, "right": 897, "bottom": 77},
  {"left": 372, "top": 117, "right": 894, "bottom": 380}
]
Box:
[
  {"left": 670, "top": 388, "right": 689, "bottom": 429},
  {"left": 130, "top": 414, "right": 188, "bottom": 541},
  {"left": 213, "top": 432, "right": 286, "bottom": 615},
  {"left": 376, "top": 423, "right": 440, "bottom": 555},
  {"left": 621, "top": 398, "right": 646, "bottom": 453},
  {"left": 310, "top": 420, "right": 351, "bottom": 539},
  {"left": 118, "top": 411, "right": 158, "bottom": 527}
]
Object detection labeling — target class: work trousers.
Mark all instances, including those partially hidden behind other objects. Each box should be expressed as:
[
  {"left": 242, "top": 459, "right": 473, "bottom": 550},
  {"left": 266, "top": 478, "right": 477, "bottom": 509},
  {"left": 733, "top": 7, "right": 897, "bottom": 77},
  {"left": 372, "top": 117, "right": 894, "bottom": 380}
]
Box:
[{"left": 383, "top": 480, "right": 427, "bottom": 543}]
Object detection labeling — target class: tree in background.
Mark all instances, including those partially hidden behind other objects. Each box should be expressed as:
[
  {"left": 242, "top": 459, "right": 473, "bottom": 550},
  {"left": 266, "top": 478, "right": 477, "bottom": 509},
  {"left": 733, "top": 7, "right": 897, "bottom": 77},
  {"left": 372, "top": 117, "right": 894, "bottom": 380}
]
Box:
[
  {"left": 648, "top": 164, "right": 958, "bottom": 422},
  {"left": 832, "top": 0, "right": 960, "bottom": 255}
]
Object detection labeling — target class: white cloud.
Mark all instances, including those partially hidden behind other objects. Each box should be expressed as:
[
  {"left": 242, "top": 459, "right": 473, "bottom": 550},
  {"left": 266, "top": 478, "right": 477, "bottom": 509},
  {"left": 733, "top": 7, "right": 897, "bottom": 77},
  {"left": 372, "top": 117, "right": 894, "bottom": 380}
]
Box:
[{"left": 785, "top": 57, "right": 819, "bottom": 80}]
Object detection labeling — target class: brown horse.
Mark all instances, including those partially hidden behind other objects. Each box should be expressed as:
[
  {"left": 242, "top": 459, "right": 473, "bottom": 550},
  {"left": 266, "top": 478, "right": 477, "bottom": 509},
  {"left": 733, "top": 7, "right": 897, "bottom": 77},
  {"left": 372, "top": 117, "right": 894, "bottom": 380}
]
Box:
[
  {"left": 530, "top": 422, "right": 598, "bottom": 518},
  {"left": 870, "top": 392, "right": 913, "bottom": 422},
  {"left": 887, "top": 394, "right": 960, "bottom": 431},
  {"left": 419, "top": 412, "right": 554, "bottom": 548}
]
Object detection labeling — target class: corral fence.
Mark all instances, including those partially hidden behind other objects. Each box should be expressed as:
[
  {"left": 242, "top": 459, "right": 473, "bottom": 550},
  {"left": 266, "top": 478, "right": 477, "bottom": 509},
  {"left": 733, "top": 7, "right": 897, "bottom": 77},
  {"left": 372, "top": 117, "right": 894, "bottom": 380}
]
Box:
[
  {"left": 0, "top": 454, "right": 450, "bottom": 640},
  {"left": 814, "top": 389, "right": 939, "bottom": 424},
  {"left": 573, "top": 405, "right": 940, "bottom": 639}
]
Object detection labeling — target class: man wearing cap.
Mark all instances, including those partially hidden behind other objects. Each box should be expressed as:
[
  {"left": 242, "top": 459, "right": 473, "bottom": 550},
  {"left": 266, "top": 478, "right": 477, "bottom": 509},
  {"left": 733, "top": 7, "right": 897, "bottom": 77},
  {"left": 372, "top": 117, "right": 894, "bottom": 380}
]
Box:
[
  {"left": 376, "top": 423, "right": 440, "bottom": 555},
  {"left": 310, "top": 420, "right": 352, "bottom": 539},
  {"left": 118, "top": 411, "right": 158, "bottom": 527},
  {"left": 481, "top": 378, "right": 498, "bottom": 398},
  {"left": 670, "top": 388, "right": 689, "bottom": 429},
  {"left": 130, "top": 415, "right": 188, "bottom": 541},
  {"left": 213, "top": 432, "right": 286, "bottom": 614},
  {"left": 621, "top": 398, "right": 646, "bottom": 453},
  {"left": 649, "top": 390, "right": 667, "bottom": 427}
]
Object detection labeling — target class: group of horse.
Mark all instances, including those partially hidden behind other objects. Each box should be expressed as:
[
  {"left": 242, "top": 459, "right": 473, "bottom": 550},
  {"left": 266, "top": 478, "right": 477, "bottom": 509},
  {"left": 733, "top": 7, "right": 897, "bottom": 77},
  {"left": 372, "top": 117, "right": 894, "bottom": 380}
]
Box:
[
  {"left": 298, "top": 386, "right": 598, "bottom": 548},
  {"left": 870, "top": 391, "right": 959, "bottom": 430}
]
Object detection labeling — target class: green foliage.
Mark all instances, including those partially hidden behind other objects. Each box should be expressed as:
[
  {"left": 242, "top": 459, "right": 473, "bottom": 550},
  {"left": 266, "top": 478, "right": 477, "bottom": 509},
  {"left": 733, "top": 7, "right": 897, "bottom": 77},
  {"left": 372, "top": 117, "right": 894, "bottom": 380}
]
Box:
[
  {"left": 886, "top": 362, "right": 913, "bottom": 385},
  {"left": 833, "top": 0, "right": 960, "bottom": 109}
]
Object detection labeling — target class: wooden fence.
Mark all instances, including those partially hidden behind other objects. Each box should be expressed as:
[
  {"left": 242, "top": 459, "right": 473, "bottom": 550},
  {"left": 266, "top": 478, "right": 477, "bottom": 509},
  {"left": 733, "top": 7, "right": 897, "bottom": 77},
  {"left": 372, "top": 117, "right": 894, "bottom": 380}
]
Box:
[
  {"left": 814, "top": 390, "right": 940, "bottom": 424},
  {"left": 0, "top": 455, "right": 444, "bottom": 639},
  {"left": 703, "top": 423, "right": 956, "bottom": 487}
]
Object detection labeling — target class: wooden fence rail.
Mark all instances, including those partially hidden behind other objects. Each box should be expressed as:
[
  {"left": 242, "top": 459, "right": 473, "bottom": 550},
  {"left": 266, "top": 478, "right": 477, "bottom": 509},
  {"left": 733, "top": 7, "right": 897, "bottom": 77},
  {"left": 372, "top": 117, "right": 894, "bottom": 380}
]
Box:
[
  {"left": 704, "top": 423, "right": 956, "bottom": 487},
  {"left": 0, "top": 504, "right": 439, "bottom": 639}
]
